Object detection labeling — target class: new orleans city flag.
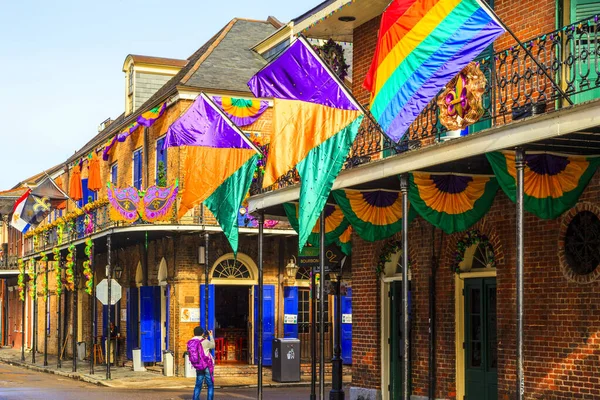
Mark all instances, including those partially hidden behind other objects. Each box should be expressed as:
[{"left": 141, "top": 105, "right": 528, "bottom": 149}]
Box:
[
  {"left": 364, "top": 0, "right": 505, "bottom": 142},
  {"left": 165, "top": 93, "right": 260, "bottom": 254},
  {"left": 248, "top": 36, "right": 364, "bottom": 252}
]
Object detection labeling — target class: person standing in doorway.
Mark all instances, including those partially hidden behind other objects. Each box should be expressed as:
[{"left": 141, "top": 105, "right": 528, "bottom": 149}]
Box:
[{"left": 188, "top": 326, "right": 215, "bottom": 400}]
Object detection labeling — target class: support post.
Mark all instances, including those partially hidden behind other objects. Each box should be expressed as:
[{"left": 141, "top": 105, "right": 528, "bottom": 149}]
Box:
[
  {"left": 319, "top": 211, "right": 326, "bottom": 399},
  {"left": 57, "top": 263, "right": 62, "bottom": 369},
  {"left": 72, "top": 247, "right": 78, "bottom": 372},
  {"left": 90, "top": 242, "right": 95, "bottom": 375},
  {"left": 21, "top": 277, "right": 26, "bottom": 362},
  {"left": 257, "top": 211, "right": 264, "bottom": 400},
  {"left": 106, "top": 234, "right": 112, "bottom": 380},
  {"left": 329, "top": 265, "right": 345, "bottom": 400},
  {"left": 204, "top": 232, "right": 209, "bottom": 331},
  {"left": 515, "top": 148, "right": 525, "bottom": 399},
  {"left": 44, "top": 259, "right": 49, "bottom": 366},
  {"left": 310, "top": 243, "right": 317, "bottom": 400},
  {"left": 400, "top": 174, "right": 410, "bottom": 400},
  {"left": 32, "top": 260, "right": 37, "bottom": 364}
]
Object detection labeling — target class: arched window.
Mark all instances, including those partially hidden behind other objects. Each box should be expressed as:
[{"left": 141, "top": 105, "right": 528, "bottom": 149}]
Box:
[
  {"left": 296, "top": 266, "right": 311, "bottom": 281},
  {"left": 212, "top": 259, "right": 251, "bottom": 279}
]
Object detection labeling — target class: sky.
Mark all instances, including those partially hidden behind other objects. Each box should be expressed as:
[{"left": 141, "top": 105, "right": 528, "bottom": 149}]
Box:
[{"left": 0, "top": 0, "right": 314, "bottom": 190}]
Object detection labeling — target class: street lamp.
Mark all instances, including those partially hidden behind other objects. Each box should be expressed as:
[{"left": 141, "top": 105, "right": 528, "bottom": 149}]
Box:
[
  {"left": 329, "top": 255, "right": 347, "bottom": 400},
  {"left": 285, "top": 256, "right": 298, "bottom": 283},
  {"left": 113, "top": 265, "right": 123, "bottom": 281}
]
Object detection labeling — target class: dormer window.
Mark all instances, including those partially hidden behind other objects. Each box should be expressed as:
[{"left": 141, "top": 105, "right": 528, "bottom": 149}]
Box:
[{"left": 128, "top": 64, "right": 134, "bottom": 94}]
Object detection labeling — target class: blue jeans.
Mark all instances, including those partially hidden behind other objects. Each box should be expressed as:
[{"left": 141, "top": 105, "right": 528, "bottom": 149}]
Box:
[{"left": 193, "top": 368, "right": 214, "bottom": 400}]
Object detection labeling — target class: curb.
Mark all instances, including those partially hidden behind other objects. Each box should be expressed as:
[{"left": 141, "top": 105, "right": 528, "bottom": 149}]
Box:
[
  {"left": 0, "top": 357, "right": 108, "bottom": 387},
  {"left": 0, "top": 357, "right": 350, "bottom": 390}
]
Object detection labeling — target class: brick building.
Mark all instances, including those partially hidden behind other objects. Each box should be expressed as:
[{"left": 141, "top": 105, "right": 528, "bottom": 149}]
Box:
[
  {"left": 246, "top": 1, "right": 600, "bottom": 400},
  {"left": 0, "top": 16, "right": 353, "bottom": 376}
]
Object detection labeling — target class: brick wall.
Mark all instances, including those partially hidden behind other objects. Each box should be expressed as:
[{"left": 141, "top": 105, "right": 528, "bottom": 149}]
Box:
[{"left": 350, "top": 169, "right": 600, "bottom": 399}]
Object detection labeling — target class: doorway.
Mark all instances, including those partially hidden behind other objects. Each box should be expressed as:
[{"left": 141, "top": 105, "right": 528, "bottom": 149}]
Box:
[
  {"left": 388, "top": 280, "right": 411, "bottom": 400},
  {"left": 464, "top": 278, "right": 498, "bottom": 400},
  {"left": 214, "top": 285, "right": 250, "bottom": 364}
]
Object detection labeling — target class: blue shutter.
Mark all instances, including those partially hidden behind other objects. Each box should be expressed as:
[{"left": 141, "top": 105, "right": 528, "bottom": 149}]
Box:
[
  {"left": 126, "top": 287, "right": 139, "bottom": 360},
  {"left": 156, "top": 137, "right": 167, "bottom": 185},
  {"left": 283, "top": 286, "right": 299, "bottom": 338},
  {"left": 341, "top": 287, "right": 352, "bottom": 365},
  {"left": 254, "top": 285, "right": 275, "bottom": 366},
  {"left": 111, "top": 164, "right": 118, "bottom": 185},
  {"left": 133, "top": 150, "right": 142, "bottom": 189},
  {"left": 140, "top": 286, "right": 161, "bottom": 362},
  {"left": 79, "top": 179, "right": 89, "bottom": 207},
  {"left": 200, "top": 284, "right": 215, "bottom": 357}
]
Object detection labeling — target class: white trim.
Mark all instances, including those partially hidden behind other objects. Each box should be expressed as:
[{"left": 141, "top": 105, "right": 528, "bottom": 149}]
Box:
[
  {"left": 209, "top": 252, "right": 258, "bottom": 285},
  {"left": 248, "top": 100, "right": 600, "bottom": 212}
]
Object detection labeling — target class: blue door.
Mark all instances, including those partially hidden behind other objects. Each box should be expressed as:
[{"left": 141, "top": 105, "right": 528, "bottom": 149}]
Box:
[
  {"left": 283, "top": 286, "right": 298, "bottom": 338},
  {"left": 341, "top": 287, "right": 352, "bottom": 365},
  {"left": 199, "top": 284, "right": 215, "bottom": 333},
  {"left": 254, "top": 285, "right": 275, "bottom": 366},
  {"left": 102, "top": 302, "right": 119, "bottom": 337},
  {"left": 140, "top": 286, "right": 161, "bottom": 362},
  {"left": 126, "top": 287, "right": 139, "bottom": 360}
]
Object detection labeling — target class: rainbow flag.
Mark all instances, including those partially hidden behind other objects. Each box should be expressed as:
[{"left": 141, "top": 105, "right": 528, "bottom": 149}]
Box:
[
  {"left": 248, "top": 37, "right": 364, "bottom": 252},
  {"left": 364, "top": 0, "right": 505, "bottom": 142},
  {"left": 165, "top": 93, "right": 260, "bottom": 254}
]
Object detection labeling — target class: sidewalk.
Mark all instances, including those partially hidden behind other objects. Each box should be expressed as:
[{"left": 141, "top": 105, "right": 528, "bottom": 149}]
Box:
[{"left": 0, "top": 347, "right": 350, "bottom": 389}]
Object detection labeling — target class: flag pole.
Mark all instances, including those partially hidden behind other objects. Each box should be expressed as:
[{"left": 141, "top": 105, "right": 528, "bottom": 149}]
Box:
[
  {"left": 476, "top": 0, "right": 573, "bottom": 105},
  {"left": 42, "top": 171, "right": 81, "bottom": 209}
]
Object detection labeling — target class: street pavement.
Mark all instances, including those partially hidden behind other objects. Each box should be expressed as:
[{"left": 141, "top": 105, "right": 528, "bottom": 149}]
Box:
[{"left": 0, "top": 363, "right": 349, "bottom": 399}]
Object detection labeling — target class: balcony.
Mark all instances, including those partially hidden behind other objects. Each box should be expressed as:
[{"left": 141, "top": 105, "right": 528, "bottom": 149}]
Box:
[
  {"left": 251, "top": 14, "right": 600, "bottom": 195},
  {"left": 23, "top": 202, "right": 291, "bottom": 257}
]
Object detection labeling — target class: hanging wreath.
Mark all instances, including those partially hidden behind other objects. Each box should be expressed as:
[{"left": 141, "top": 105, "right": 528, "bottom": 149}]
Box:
[
  {"left": 41, "top": 252, "right": 49, "bottom": 297},
  {"left": 438, "top": 61, "right": 487, "bottom": 131},
  {"left": 53, "top": 247, "right": 63, "bottom": 296},
  {"left": 17, "top": 259, "right": 25, "bottom": 302},
  {"left": 376, "top": 239, "right": 412, "bottom": 276},
  {"left": 27, "top": 260, "right": 36, "bottom": 299},
  {"left": 313, "top": 39, "right": 349, "bottom": 80},
  {"left": 83, "top": 238, "right": 93, "bottom": 295},
  {"left": 65, "top": 244, "right": 75, "bottom": 291},
  {"left": 452, "top": 229, "right": 495, "bottom": 274}
]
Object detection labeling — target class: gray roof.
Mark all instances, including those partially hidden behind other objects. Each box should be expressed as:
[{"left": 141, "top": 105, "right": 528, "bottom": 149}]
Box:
[{"left": 183, "top": 19, "right": 277, "bottom": 92}]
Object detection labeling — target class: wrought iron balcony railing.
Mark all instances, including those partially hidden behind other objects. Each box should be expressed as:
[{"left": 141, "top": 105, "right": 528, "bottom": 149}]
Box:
[{"left": 251, "top": 14, "right": 600, "bottom": 195}]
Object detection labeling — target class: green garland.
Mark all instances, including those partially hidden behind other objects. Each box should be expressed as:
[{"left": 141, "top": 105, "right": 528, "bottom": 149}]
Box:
[
  {"left": 65, "top": 244, "right": 75, "bottom": 291},
  {"left": 57, "top": 222, "right": 65, "bottom": 245},
  {"left": 83, "top": 238, "right": 93, "bottom": 295},
  {"left": 41, "top": 252, "right": 49, "bottom": 297},
  {"left": 452, "top": 229, "right": 495, "bottom": 274},
  {"left": 27, "top": 260, "right": 36, "bottom": 299},
  {"left": 376, "top": 239, "right": 411, "bottom": 276},
  {"left": 53, "top": 247, "right": 63, "bottom": 296},
  {"left": 17, "top": 259, "right": 25, "bottom": 302}
]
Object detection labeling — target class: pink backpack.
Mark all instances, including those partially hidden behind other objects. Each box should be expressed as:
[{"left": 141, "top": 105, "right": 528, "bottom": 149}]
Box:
[{"left": 187, "top": 338, "right": 214, "bottom": 378}]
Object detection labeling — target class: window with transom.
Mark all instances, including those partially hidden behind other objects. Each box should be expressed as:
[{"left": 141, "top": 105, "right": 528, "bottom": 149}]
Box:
[{"left": 212, "top": 258, "right": 251, "bottom": 279}]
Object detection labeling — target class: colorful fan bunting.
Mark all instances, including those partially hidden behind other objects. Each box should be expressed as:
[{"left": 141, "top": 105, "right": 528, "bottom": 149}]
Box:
[
  {"left": 137, "top": 102, "right": 167, "bottom": 127},
  {"left": 107, "top": 183, "right": 140, "bottom": 223},
  {"left": 332, "top": 189, "right": 415, "bottom": 242},
  {"left": 212, "top": 96, "right": 269, "bottom": 127},
  {"left": 141, "top": 182, "right": 179, "bottom": 222},
  {"left": 408, "top": 172, "right": 499, "bottom": 234},
  {"left": 486, "top": 151, "right": 600, "bottom": 219},
  {"left": 283, "top": 202, "right": 349, "bottom": 248},
  {"left": 336, "top": 225, "right": 353, "bottom": 256},
  {"left": 364, "top": 0, "right": 505, "bottom": 142},
  {"left": 249, "top": 36, "right": 364, "bottom": 253}
]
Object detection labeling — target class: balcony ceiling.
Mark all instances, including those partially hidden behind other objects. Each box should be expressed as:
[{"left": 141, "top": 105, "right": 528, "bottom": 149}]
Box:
[{"left": 299, "top": 0, "right": 389, "bottom": 42}]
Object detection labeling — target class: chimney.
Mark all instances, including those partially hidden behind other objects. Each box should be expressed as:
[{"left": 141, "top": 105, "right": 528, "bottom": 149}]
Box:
[{"left": 98, "top": 118, "right": 113, "bottom": 132}]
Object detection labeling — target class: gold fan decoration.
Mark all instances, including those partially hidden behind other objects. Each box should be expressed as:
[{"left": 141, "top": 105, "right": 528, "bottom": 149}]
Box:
[{"left": 438, "top": 62, "right": 487, "bottom": 131}]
